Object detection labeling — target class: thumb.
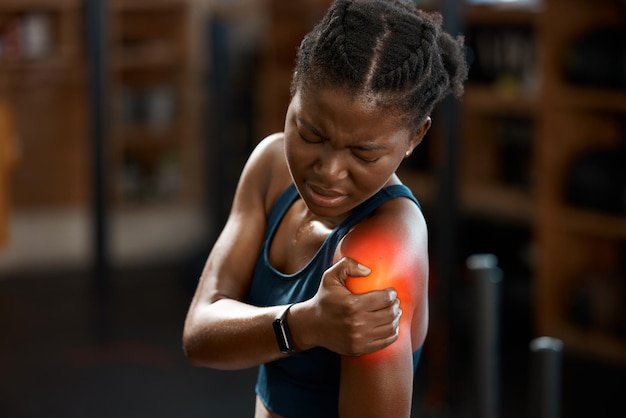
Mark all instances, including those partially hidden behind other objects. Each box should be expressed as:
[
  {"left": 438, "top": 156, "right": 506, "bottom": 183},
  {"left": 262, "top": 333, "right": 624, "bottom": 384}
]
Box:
[{"left": 328, "top": 257, "right": 371, "bottom": 287}]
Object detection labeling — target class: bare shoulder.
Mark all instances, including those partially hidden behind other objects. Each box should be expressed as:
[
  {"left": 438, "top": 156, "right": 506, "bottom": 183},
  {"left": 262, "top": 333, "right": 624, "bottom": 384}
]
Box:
[
  {"left": 336, "top": 193, "right": 428, "bottom": 295},
  {"left": 339, "top": 194, "right": 427, "bottom": 263},
  {"left": 241, "top": 133, "right": 285, "bottom": 186},
  {"left": 234, "top": 133, "right": 292, "bottom": 215}
]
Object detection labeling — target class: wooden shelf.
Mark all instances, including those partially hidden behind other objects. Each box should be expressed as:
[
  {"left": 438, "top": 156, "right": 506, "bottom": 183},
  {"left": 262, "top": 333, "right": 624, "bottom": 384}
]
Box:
[
  {"left": 399, "top": 169, "right": 533, "bottom": 223},
  {"left": 397, "top": 169, "right": 437, "bottom": 207},
  {"left": 107, "top": 0, "right": 203, "bottom": 207},
  {"left": 111, "top": 42, "right": 182, "bottom": 70},
  {"left": 0, "top": 57, "right": 73, "bottom": 73},
  {"left": 111, "top": 0, "right": 187, "bottom": 13},
  {"left": 553, "top": 84, "right": 626, "bottom": 113},
  {"left": 0, "top": 0, "right": 79, "bottom": 11},
  {"left": 461, "top": 182, "right": 533, "bottom": 223},
  {"left": 464, "top": 83, "right": 539, "bottom": 115},
  {"left": 556, "top": 206, "right": 626, "bottom": 240},
  {"left": 0, "top": 0, "right": 87, "bottom": 208},
  {"left": 119, "top": 126, "right": 181, "bottom": 149},
  {"left": 546, "top": 322, "right": 626, "bottom": 365},
  {"left": 464, "top": 2, "right": 542, "bottom": 26},
  {"left": 535, "top": 0, "right": 626, "bottom": 365}
]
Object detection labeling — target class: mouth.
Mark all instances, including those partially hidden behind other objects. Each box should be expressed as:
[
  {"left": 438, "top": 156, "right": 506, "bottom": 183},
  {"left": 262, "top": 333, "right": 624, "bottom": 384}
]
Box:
[{"left": 305, "top": 183, "right": 347, "bottom": 208}]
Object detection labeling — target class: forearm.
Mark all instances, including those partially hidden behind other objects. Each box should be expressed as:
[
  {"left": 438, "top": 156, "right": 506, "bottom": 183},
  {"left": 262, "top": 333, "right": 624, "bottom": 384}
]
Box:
[{"left": 183, "top": 298, "right": 290, "bottom": 370}]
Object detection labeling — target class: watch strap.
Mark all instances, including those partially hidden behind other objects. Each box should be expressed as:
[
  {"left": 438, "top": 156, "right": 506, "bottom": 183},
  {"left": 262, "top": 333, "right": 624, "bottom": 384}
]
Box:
[{"left": 273, "top": 303, "right": 297, "bottom": 355}]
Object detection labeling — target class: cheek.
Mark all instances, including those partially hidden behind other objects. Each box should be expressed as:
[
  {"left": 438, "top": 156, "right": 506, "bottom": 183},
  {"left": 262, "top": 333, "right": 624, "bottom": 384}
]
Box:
[
  {"left": 284, "top": 136, "right": 312, "bottom": 180},
  {"left": 350, "top": 159, "right": 399, "bottom": 191}
]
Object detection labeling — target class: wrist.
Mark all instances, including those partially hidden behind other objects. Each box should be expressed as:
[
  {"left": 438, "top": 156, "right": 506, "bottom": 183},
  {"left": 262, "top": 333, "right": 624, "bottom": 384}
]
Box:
[
  {"left": 288, "top": 301, "right": 316, "bottom": 352},
  {"left": 273, "top": 303, "right": 297, "bottom": 355}
]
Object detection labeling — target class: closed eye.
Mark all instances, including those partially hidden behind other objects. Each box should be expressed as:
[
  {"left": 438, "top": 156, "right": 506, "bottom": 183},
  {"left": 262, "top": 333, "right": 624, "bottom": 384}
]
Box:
[
  {"left": 353, "top": 152, "right": 380, "bottom": 163},
  {"left": 298, "top": 131, "right": 322, "bottom": 144},
  {"left": 350, "top": 144, "right": 386, "bottom": 164}
]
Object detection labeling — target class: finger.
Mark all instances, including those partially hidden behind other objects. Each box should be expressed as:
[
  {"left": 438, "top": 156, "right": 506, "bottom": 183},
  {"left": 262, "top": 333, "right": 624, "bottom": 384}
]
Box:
[
  {"left": 361, "top": 303, "right": 402, "bottom": 332},
  {"left": 369, "top": 331, "right": 400, "bottom": 353},
  {"left": 327, "top": 257, "right": 371, "bottom": 287},
  {"left": 352, "top": 287, "right": 398, "bottom": 312},
  {"left": 341, "top": 322, "right": 399, "bottom": 356}
]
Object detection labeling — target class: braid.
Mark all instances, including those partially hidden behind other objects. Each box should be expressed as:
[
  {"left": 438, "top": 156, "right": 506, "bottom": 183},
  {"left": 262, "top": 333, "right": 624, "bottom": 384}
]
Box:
[
  {"left": 316, "top": 1, "right": 358, "bottom": 82},
  {"left": 313, "top": 0, "right": 384, "bottom": 87},
  {"left": 293, "top": 0, "right": 468, "bottom": 130},
  {"left": 374, "top": 20, "right": 435, "bottom": 89}
]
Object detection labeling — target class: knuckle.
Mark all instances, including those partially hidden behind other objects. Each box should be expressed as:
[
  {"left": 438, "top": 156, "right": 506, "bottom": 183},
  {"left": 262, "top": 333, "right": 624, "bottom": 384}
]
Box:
[
  {"left": 347, "top": 334, "right": 362, "bottom": 355},
  {"left": 343, "top": 297, "right": 360, "bottom": 316}
]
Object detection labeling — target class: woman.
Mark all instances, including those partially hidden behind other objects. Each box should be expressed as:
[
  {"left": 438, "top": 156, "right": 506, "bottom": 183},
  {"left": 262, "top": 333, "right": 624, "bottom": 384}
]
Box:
[{"left": 183, "top": 1, "right": 467, "bottom": 416}]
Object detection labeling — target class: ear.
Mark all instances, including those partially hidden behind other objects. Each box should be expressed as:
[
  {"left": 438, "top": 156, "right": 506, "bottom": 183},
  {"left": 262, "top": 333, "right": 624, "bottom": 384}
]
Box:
[{"left": 406, "top": 117, "right": 431, "bottom": 155}]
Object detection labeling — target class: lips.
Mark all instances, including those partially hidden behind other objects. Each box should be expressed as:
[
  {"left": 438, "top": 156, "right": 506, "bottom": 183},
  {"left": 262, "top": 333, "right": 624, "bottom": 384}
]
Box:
[{"left": 306, "top": 183, "right": 347, "bottom": 208}]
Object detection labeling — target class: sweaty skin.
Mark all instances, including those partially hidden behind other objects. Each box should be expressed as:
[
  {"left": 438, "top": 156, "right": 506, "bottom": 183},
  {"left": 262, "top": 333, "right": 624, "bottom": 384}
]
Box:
[
  {"left": 185, "top": 84, "right": 431, "bottom": 418},
  {"left": 334, "top": 197, "right": 429, "bottom": 418}
]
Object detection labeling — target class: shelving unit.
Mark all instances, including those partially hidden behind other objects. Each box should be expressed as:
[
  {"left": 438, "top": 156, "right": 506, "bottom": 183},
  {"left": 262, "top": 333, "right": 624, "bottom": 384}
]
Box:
[
  {"left": 439, "top": 0, "right": 626, "bottom": 366},
  {"left": 400, "top": 1, "right": 541, "bottom": 227},
  {"left": 107, "top": 0, "right": 204, "bottom": 209},
  {"left": 254, "top": 0, "right": 329, "bottom": 141},
  {"left": 0, "top": 0, "right": 80, "bottom": 66},
  {"left": 536, "top": 0, "right": 626, "bottom": 364},
  {"left": 0, "top": 98, "right": 18, "bottom": 247},
  {"left": 389, "top": 1, "right": 626, "bottom": 380},
  {"left": 457, "top": 2, "right": 539, "bottom": 226},
  {"left": 0, "top": 0, "right": 209, "bottom": 269},
  {"left": 0, "top": 0, "right": 86, "bottom": 208}
]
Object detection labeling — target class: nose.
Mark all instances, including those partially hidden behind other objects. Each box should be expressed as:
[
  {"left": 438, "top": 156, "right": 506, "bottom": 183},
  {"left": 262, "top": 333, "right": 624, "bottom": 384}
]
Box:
[{"left": 314, "top": 144, "right": 348, "bottom": 183}]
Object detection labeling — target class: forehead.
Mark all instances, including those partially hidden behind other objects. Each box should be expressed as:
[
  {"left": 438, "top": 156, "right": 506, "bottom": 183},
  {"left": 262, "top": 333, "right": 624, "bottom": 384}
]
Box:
[{"left": 294, "top": 87, "right": 409, "bottom": 144}]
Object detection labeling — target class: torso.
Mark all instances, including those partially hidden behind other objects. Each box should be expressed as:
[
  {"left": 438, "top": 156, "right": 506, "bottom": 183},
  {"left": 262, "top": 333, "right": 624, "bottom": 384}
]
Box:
[
  {"left": 248, "top": 134, "right": 427, "bottom": 418},
  {"left": 268, "top": 199, "right": 334, "bottom": 275}
]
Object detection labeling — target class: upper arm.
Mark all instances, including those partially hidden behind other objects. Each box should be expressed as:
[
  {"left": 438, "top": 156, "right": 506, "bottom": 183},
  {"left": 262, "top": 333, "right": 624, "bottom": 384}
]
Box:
[{"left": 335, "top": 200, "right": 428, "bottom": 417}]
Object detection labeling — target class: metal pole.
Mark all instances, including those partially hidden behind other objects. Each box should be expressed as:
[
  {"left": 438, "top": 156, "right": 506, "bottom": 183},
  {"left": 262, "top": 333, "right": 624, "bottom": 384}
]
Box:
[
  {"left": 467, "top": 253, "right": 503, "bottom": 418},
  {"left": 85, "top": 0, "right": 110, "bottom": 341},
  {"left": 427, "top": 0, "right": 464, "bottom": 410},
  {"left": 209, "top": 18, "right": 231, "bottom": 234},
  {"left": 529, "top": 336, "right": 563, "bottom": 418}
]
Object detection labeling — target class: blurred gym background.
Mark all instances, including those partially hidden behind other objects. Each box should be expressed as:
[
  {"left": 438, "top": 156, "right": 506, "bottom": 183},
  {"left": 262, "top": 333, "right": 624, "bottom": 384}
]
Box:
[{"left": 1, "top": 0, "right": 625, "bottom": 417}]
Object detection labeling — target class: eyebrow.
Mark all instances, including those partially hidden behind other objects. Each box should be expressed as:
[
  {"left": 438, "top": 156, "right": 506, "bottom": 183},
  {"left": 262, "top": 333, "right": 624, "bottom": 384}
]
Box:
[
  {"left": 297, "top": 116, "right": 327, "bottom": 140},
  {"left": 296, "top": 116, "right": 390, "bottom": 152},
  {"left": 350, "top": 143, "right": 388, "bottom": 152}
]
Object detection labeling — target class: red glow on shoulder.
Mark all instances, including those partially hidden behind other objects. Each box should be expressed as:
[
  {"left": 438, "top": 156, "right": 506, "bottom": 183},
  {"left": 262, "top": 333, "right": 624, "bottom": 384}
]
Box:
[{"left": 342, "top": 230, "right": 414, "bottom": 298}]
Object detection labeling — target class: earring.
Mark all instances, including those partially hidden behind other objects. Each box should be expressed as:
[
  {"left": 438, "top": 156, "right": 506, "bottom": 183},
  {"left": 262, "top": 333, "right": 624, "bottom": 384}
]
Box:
[{"left": 405, "top": 150, "right": 412, "bottom": 157}]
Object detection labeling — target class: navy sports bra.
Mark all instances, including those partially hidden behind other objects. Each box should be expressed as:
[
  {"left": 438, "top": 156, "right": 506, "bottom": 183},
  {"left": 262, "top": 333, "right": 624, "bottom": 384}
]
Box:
[{"left": 246, "top": 184, "right": 423, "bottom": 418}]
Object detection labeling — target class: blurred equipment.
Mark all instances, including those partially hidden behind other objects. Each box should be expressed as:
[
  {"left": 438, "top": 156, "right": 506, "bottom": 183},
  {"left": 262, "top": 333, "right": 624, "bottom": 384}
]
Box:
[
  {"left": 529, "top": 336, "right": 563, "bottom": 418},
  {"left": 564, "top": 147, "right": 626, "bottom": 214},
  {"left": 465, "top": 24, "right": 536, "bottom": 90},
  {"left": 467, "top": 253, "right": 503, "bottom": 418},
  {"left": 567, "top": 269, "right": 626, "bottom": 336},
  {"left": 563, "top": 27, "right": 626, "bottom": 90},
  {"left": 0, "top": 98, "right": 19, "bottom": 248}
]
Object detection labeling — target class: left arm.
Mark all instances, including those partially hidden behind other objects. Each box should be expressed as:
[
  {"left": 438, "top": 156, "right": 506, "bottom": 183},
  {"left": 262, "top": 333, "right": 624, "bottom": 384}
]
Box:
[{"left": 335, "top": 199, "right": 429, "bottom": 418}]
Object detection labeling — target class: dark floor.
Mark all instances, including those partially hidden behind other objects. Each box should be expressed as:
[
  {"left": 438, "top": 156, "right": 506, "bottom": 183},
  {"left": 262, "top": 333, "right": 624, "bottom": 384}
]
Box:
[{"left": 0, "top": 260, "right": 624, "bottom": 418}]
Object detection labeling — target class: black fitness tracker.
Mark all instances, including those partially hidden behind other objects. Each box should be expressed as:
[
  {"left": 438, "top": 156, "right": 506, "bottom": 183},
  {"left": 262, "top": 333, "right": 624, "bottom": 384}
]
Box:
[{"left": 273, "top": 303, "right": 297, "bottom": 355}]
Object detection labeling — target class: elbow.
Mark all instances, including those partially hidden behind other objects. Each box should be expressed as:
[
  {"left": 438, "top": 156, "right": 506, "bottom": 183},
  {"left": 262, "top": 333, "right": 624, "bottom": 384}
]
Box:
[
  {"left": 182, "top": 328, "right": 206, "bottom": 367},
  {"left": 182, "top": 336, "right": 219, "bottom": 369},
  {"left": 182, "top": 304, "right": 221, "bottom": 368},
  {"left": 181, "top": 319, "right": 216, "bottom": 368},
  {"left": 182, "top": 327, "right": 242, "bottom": 371}
]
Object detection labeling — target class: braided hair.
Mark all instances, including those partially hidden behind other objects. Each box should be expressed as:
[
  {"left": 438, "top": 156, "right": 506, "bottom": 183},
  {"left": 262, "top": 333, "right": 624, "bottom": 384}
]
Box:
[{"left": 292, "top": 0, "right": 468, "bottom": 131}]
